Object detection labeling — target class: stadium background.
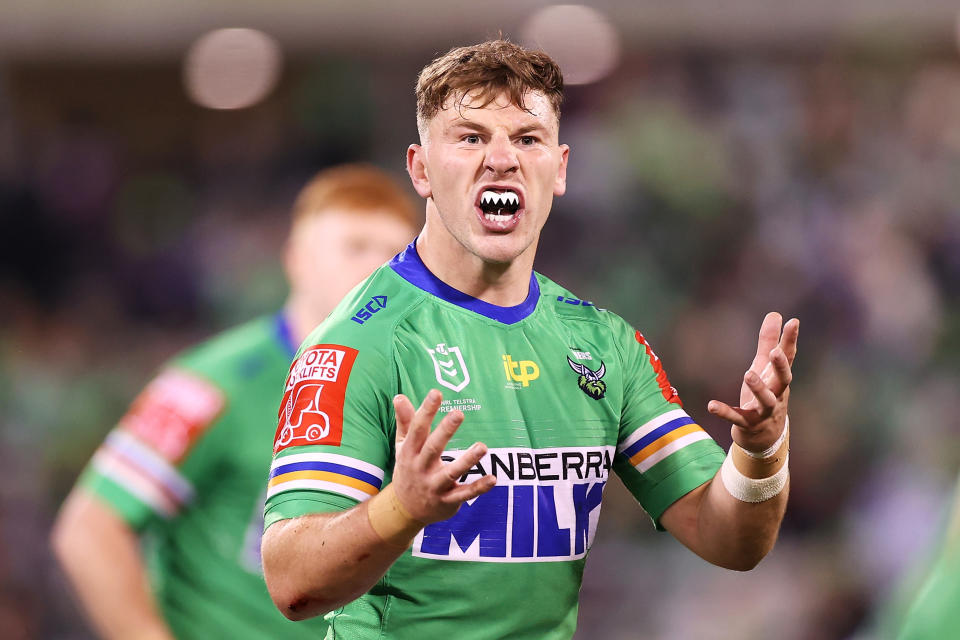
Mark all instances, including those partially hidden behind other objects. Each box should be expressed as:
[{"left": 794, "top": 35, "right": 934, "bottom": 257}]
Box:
[{"left": 2, "top": 2, "right": 959, "bottom": 638}]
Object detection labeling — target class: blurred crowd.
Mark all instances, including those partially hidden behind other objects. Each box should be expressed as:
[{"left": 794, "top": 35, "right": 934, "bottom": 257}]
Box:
[{"left": 2, "top": 43, "right": 959, "bottom": 639}]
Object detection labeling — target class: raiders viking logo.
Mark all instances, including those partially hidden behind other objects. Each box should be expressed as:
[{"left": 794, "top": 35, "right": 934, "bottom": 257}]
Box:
[{"left": 567, "top": 357, "right": 607, "bottom": 400}]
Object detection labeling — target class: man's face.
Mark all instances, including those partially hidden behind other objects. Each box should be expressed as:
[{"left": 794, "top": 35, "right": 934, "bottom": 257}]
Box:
[
  {"left": 286, "top": 208, "right": 414, "bottom": 321},
  {"left": 408, "top": 90, "right": 568, "bottom": 266}
]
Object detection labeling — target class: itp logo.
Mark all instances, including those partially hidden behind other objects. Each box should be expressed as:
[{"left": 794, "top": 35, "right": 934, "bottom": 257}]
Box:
[
  {"left": 427, "top": 343, "right": 471, "bottom": 392},
  {"left": 502, "top": 354, "right": 540, "bottom": 388}
]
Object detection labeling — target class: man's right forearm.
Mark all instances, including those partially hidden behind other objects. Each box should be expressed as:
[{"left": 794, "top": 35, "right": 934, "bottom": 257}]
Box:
[
  {"left": 263, "top": 392, "right": 496, "bottom": 621},
  {"left": 261, "top": 492, "right": 418, "bottom": 621},
  {"left": 50, "top": 489, "right": 174, "bottom": 640}
]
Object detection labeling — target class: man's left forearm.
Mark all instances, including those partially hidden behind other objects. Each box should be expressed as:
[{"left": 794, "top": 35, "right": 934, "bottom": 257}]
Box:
[
  {"left": 663, "top": 313, "right": 797, "bottom": 570},
  {"left": 660, "top": 462, "right": 788, "bottom": 571},
  {"left": 698, "top": 472, "right": 788, "bottom": 570}
]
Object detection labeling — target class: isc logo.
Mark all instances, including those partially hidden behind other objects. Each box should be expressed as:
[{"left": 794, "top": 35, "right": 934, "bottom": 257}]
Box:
[
  {"left": 351, "top": 295, "right": 387, "bottom": 325},
  {"left": 502, "top": 354, "right": 539, "bottom": 387},
  {"left": 556, "top": 296, "right": 594, "bottom": 307}
]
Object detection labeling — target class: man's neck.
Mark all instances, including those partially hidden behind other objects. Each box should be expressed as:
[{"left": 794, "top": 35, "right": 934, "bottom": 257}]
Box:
[
  {"left": 415, "top": 231, "right": 535, "bottom": 308},
  {"left": 283, "top": 295, "right": 327, "bottom": 346}
]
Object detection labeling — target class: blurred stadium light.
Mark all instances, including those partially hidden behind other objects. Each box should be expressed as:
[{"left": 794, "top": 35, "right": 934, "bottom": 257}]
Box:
[
  {"left": 184, "top": 28, "right": 282, "bottom": 110},
  {"left": 521, "top": 5, "right": 620, "bottom": 85},
  {"left": 0, "top": 0, "right": 958, "bottom": 60}
]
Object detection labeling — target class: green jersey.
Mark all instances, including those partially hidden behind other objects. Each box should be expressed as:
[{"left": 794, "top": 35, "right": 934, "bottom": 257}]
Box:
[
  {"left": 888, "top": 482, "right": 960, "bottom": 640},
  {"left": 265, "top": 243, "right": 725, "bottom": 639},
  {"left": 80, "top": 314, "right": 328, "bottom": 639},
  {"left": 894, "top": 551, "right": 960, "bottom": 640}
]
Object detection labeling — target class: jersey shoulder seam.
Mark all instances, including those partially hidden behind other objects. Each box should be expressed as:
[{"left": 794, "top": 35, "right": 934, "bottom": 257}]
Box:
[
  {"left": 550, "top": 306, "right": 609, "bottom": 327},
  {"left": 384, "top": 283, "right": 431, "bottom": 397}
]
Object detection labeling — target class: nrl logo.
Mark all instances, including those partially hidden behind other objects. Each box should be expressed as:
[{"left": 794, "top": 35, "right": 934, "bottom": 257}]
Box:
[
  {"left": 427, "top": 343, "right": 471, "bottom": 392},
  {"left": 567, "top": 357, "right": 607, "bottom": 400}
]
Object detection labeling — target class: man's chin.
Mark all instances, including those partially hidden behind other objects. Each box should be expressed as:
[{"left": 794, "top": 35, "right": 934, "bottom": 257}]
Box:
[{"left": 470, "top": 235, "right": 532, "bottom": 266}]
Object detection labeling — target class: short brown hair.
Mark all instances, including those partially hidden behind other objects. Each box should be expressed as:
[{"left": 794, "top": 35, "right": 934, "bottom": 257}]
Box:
[
  {"left": 415, "top": 40, "right": 564, "bottom": 133},
  {"left": 291, "top": 164, "right": 419, "bottom": 227}
]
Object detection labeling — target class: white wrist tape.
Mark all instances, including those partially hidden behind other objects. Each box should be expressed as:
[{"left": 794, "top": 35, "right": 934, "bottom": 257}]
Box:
[
  {"left": 720, "top": 450, "right": 789, "bottom": 503},
  {"left": 742, "top": 416, "right": 790, "bottom": 460}
]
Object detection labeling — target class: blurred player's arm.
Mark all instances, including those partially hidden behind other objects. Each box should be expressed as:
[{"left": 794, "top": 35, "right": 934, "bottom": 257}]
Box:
[
  {"left": 51, "top": 488, "right": 175, "bottom": 640},
  {"left": 50, "top": 367, "right": 221, "bottom": 639},
  {"left": 262, "top": 390, "right": 495, "bottom": 621},
  {"left": 660, "top": 313, "right": 798, "bottom": 571}
]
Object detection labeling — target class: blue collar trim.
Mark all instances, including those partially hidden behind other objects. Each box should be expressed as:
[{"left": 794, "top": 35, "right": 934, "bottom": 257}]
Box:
[
  {"left": 273, "top": 312, "right": 298, "bottom": 359},
  {"left": 389, "top": 241, "right": 540, "bottom": 324}
]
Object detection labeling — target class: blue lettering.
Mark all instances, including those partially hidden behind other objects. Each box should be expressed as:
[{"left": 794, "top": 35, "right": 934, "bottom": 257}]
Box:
[
  {"left": 537, "top": 486, "right": 570, "bottom": 557},
  {"left": 420, "top": 486, "right": 508, "bottom": 557},
  {"left": 511, "top": 485, "right": 534, "bottom": 557},
  {"left": 414, "top": 481, "right": 605, "bottom": 560},
  {"left": 572, "top": 481, "right": 605, "bottom": 554}
]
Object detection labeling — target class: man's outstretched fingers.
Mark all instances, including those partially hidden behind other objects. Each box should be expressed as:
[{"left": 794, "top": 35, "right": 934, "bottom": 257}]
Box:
[
  {"left": 419, "top": 410, "right": 465, "bottom": 467},
  {"left": 769, "top": 347, "right": 792, "bottom": 392},
  {"left": 437, "top": 442, "right": 487, "bottom": 487},
  {"left": 744, "top": 371, "right": 776, "bottom": 415},
  {"left": 707, "top": 400, "right": 750, "bottom": 428},
  {"left": 751, "top": 312, "right": 783, "bottom": 373},
  {"left": 406, "top": 389, "right": 443, "bottom": 454},
  {"left": 780, "top": 318, "right": 800, "bottom": 365},
  {"left": 413, "top": 389, "right": 443, "bottom": 421},
  {"left": 394, "top": 394, "right": 415, "bottom": 445},
  {"left": 443, "top": 474, "right": 497, "bottom": 505}
]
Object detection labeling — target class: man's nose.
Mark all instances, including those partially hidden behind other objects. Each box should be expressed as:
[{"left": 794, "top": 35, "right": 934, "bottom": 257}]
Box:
[{"left": 484, "top": 133, "right": 519, "bottom": 176}]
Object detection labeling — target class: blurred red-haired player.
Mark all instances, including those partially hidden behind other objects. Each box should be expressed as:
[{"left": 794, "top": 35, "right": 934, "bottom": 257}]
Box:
[{"left": 51, "top": 164, "right": 418, "bottom": 640}]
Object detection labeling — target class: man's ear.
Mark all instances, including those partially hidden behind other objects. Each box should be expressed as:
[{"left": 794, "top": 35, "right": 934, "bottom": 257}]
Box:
[
  {"left": 554, "top": 144, "right": 570, "bottom": 196},
  {"left": 407, "top": 144, "right": 432, "bottom": 199}
]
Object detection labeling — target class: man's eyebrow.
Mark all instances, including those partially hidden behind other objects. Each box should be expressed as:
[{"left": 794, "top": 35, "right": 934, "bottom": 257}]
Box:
[
  {"left": 448, "top": 120, "right": 492, "bottom": 134},
  {"left": 447, "top": 121, "right": 551, "bottom": 135},
  {"left": 514, "top": 123, "right": 550, "bottom": 135}
]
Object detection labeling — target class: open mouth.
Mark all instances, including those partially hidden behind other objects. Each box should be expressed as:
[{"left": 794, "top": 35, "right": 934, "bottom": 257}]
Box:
[{"left": 478, "top": 188, "right": 522, "bottom": 224}]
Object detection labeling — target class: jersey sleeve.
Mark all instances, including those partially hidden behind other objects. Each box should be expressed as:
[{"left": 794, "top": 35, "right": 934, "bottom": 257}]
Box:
[
  {"left": 609, "top": 316, "right": 725, "bottom": 529},
  {"left": 263, "top": 321, "right": 394, "bottom": 529},
  {"left": 78, "top": 367, "right": 226, "bottom": 530}
]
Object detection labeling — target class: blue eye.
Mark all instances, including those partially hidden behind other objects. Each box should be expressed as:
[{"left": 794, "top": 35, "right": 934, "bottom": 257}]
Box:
[
  {"left": 464, "top": 135, "right": 480, "bottom": 144},
  {"left": 520, "top": 136, "right": 536, "bottom": 145}
]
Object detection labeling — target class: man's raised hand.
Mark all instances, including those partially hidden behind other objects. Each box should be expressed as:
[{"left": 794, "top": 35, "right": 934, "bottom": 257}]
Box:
[
  {"left": 707, "top": 312, "right": 799, "bottom": 454},
  {"left": 391, "top": 389, "right": 496, "bottom": 524}
]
